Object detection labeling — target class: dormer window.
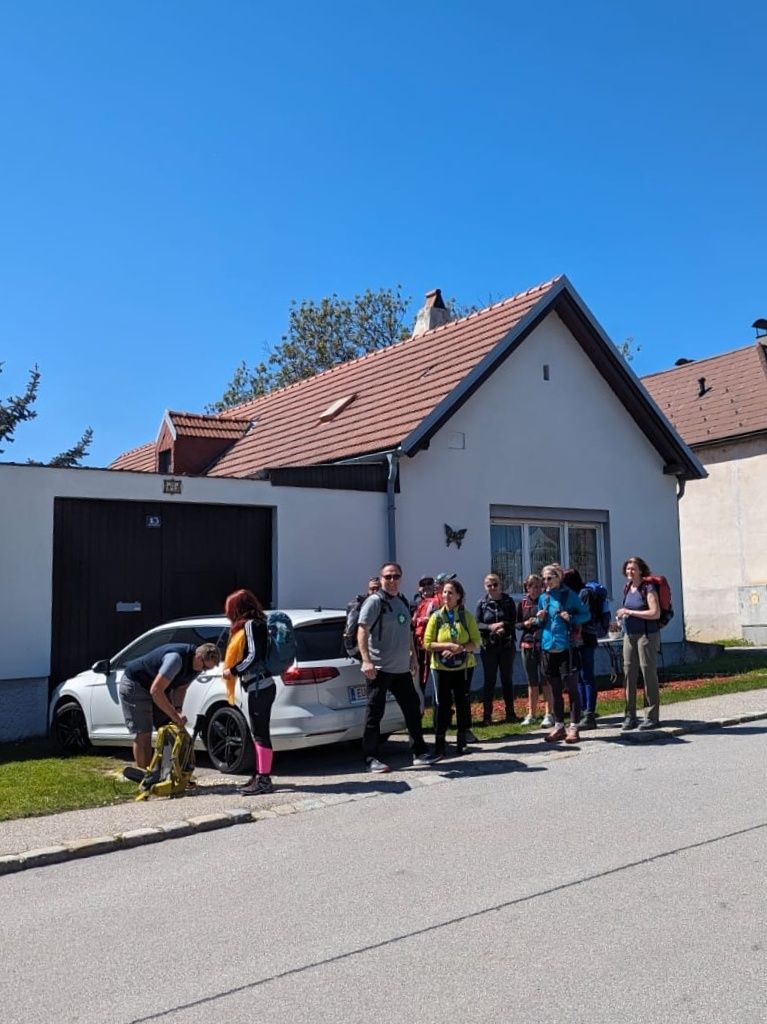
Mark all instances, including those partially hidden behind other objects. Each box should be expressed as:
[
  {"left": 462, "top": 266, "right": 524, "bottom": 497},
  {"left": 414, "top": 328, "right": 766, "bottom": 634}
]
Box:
[
  {"left": 158, "top": 449, "right": 172, "bottom": 473},
  {"left": 319, "top": 394, "right": 357, "bottom": 423}
]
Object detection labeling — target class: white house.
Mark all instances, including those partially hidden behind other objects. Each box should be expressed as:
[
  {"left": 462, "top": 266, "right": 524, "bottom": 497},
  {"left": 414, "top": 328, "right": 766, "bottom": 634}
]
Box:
[
  {"left": 1, "top": 275, "right": 706, "bottom": 740},
  {"left": 643, "top": 337, "right": 767, "bottom": 642}
]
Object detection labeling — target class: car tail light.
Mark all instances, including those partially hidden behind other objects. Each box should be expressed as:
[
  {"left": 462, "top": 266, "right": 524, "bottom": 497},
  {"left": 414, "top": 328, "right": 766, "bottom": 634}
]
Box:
[{"left": 281, "top": 666, "right": 340, "bottom": 685}]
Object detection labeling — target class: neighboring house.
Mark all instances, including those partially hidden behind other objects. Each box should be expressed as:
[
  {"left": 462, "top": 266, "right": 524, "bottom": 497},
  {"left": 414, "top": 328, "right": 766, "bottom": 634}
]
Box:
[
  {"left": 642, "top": 338, "right": 767, "bottom": 642},
  {"left": 1, "top": 274, "right": 706, "bottom": 740}
]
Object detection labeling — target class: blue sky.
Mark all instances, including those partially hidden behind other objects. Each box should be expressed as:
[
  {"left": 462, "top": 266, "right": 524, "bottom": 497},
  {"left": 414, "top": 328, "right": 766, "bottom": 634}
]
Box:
[{"left": 1, "top": 0, "right": 765, "bottom": 466}]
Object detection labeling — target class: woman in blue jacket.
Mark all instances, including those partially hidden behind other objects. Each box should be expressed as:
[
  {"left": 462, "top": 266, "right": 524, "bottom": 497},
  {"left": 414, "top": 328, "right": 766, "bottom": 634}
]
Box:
[{"left": 536, "top": 564, "right": 590, "bottom": 744}]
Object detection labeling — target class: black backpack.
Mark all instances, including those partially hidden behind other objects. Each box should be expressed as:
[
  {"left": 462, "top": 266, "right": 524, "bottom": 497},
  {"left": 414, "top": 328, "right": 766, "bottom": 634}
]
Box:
[{"left": 343, "top": 595, "right": 365, "bottom": 658}]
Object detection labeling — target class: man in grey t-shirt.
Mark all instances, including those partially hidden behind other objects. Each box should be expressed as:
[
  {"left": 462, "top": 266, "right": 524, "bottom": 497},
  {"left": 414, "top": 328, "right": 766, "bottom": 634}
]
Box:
[{"left": 357, "top": 562, "right": 437, "bottom": 773}]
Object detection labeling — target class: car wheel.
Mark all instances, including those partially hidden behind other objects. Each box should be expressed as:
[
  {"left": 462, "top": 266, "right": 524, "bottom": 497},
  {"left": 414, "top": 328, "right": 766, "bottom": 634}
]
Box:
[
  {"left": 51, "top": 700, "right": 91, "bottom": 754},
  {"left": 205, "top": 705, "right": 254, "bottom": 774}
]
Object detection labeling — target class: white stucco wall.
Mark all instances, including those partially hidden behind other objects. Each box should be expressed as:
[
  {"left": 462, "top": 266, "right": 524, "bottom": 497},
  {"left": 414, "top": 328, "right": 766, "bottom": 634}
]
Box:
[
  {"left": 397, "top": 311, "right": 685, "bottom": 638},
  {"left": 0, "top": 463, "right": 385, "bottom": 687},
  {"left": 678, "top": 435, "right": 767, "bottom": 640}
]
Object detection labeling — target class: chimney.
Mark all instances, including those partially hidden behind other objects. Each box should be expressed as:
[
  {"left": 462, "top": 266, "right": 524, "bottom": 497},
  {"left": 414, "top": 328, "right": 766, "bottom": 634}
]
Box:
[{"left": 413, "top": 288, "right": 451, "bottom": 336}]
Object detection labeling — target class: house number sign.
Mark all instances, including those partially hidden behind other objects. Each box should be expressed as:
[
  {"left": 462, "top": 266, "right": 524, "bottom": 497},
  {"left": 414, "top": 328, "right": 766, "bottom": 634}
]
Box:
[{"left": 163, "top": 478, "right": 183, "bottom": 494}]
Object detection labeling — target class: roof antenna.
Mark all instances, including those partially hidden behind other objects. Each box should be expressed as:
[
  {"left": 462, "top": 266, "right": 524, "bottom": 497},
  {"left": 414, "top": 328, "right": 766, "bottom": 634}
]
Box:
[{"left": 698, "top": 376, "right": 712, "bottom": 398}]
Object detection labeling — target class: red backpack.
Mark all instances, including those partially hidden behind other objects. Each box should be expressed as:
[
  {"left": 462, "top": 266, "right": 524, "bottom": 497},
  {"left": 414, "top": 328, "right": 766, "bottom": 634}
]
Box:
[
  {"left": 624, "top": 575, "right": 674, "bottom": 628},
  {"left": 412, "top": 595, "right": 440, "bottom": 648}
]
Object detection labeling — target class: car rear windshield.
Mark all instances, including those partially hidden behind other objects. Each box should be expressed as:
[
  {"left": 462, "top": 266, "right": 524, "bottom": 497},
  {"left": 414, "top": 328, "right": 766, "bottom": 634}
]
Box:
[{"left": 296, "top": 620, "right": 345, "bottom": 662}]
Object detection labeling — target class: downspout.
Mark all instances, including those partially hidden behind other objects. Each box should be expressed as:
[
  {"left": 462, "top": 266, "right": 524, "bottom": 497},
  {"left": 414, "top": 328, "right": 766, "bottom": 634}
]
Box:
[
  {"left": 676, "top": 474, "right": 686, "bottom": 501},
  {"left": 386, "top": 451, "right": 400, "bottom": 562}
]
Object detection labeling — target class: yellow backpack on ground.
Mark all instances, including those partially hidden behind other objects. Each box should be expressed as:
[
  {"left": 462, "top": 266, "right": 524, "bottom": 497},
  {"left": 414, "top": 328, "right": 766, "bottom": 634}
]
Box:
[{"left": 124, "top": 723, "right": 196, "bottom": 800}]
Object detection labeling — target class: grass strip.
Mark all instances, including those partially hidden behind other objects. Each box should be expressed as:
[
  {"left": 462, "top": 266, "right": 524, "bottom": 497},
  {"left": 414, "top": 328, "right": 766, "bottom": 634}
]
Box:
[{"left": 0, "top": 752, "right": 135, "bottom": 822}]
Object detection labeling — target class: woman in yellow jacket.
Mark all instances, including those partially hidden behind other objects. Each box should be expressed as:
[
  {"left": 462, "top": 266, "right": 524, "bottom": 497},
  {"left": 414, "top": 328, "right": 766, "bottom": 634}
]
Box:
[{"left": 423, "top": 578, "right": 482, "bottom": 758}]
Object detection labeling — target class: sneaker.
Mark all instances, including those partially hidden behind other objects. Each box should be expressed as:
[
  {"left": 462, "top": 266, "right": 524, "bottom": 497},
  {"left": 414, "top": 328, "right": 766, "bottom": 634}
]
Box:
[
  {"left": 578, "top": 713, "right": 597, "bottom": 730},
  {"left": 521, "top": 714, "right": 536, "bottom": 726},
  {"left": 565, "top": 725, "right": 580, "bottom": 744},
  {"left": 239, "top": 773, "right": 275, "bottom": 795},
  {"left": 638, "top": 719, "right": 660, "bottom": 731},
  {"left": 544, "top": 725, "right": 567, "bottom": 743},
  {"left": 365, "top": 758, "right": 392, "bottom": 774},
  {"left": 621, "top": 716, "right": 639, "bottom": 732},
  {"left": 412, "top": 750, "right": 439, "bottom": 766},
  {"left": 541, "top": 713, "right": 555, "bottom": 728}
]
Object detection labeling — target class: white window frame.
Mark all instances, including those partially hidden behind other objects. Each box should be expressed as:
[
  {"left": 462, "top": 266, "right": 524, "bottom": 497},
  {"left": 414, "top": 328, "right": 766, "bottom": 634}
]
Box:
[{"left": 490, "top": 507, "right": 609, "bottom": 598}]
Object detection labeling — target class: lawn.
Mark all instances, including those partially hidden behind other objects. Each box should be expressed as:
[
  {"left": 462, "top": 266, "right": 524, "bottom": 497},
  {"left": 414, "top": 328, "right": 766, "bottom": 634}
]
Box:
[
  {"left": 0, "top": 740, "right": 135, "bottom": 822},
  {"left": 2, "top": 649, "right": 766, "bottom": 821}
]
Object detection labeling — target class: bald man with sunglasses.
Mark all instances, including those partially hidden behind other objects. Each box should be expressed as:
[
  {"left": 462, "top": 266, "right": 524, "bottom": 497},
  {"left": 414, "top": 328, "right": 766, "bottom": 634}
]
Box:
[{"left": 357, "top": 562, "right": 438, "bottom": 773}]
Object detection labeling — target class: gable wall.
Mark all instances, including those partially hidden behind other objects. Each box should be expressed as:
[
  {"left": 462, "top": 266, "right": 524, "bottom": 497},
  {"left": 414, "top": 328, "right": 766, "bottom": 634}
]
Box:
[
  {"left": 397, "top": 311, "right": 684, "bottom": 638},
  {"left": 678, "top": 435, "right": 767, "bottom": 640}
]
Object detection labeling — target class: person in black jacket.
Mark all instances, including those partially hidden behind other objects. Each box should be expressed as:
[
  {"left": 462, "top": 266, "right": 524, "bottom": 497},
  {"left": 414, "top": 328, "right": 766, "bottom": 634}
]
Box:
[
  {"left": 119, "top": 642, "right": 221, "bottom": 769},
  {"left": 475, "top": 573, "right": 518, "bottom": 725}
]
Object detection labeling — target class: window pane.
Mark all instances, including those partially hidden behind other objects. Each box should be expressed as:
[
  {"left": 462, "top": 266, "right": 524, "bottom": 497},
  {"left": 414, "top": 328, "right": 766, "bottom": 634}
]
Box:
[
  {"left": 529, "top": 525, "right": 561, "bottom": 575},
  {"left": 491, "top": 524, "right": 523, "bottom": 593},
  {"left": 568, "top": 526, "right": 598, "bottom": 582},
  {"left": 295, "top": 619, "right": 346, "bottom": 661}
]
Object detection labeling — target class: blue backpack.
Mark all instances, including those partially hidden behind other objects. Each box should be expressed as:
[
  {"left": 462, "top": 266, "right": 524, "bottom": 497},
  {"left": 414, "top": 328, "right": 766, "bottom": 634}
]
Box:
[
  {"left": 583, "top": 582, "right": 611, "bottom": 638},
  {"left": 264, "top": 611, "right": 298, "bottom": 675}
]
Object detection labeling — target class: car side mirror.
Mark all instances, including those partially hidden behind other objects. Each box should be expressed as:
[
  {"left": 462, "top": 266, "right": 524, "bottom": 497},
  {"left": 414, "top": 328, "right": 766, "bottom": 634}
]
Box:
[{"left": 92, "top": 659, "right": 111, "bottom": 675}]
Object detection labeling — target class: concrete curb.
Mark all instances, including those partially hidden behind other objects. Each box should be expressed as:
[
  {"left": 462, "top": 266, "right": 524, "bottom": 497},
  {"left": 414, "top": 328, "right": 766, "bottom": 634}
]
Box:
[{"left": 2, "top": 710, "right": 766, "bottom": 877}]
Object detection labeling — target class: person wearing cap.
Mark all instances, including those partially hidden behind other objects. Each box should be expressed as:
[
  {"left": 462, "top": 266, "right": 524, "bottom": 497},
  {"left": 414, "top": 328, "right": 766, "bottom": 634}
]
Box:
[
  {"left": 411, "top": 576, "right": 440, "bottom": 690},
  {"left": 119, "top": 641, "right": 221, "bottom": 770}
]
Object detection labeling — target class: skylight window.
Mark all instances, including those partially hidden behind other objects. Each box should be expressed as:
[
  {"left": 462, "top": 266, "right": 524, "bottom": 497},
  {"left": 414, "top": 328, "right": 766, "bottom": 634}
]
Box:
[{"left": 319, "top": 393, "right": 357, "bottom": 422}]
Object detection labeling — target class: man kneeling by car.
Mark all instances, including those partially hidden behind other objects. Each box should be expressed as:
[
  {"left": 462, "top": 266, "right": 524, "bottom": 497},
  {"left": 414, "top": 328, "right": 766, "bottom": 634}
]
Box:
[{"left": 119, "top": 642, "right": 221, "bottom": 769}]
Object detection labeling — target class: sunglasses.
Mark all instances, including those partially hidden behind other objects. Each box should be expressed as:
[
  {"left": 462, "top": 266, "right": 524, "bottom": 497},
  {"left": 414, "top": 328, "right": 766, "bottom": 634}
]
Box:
[
  {"left": 381, "top": 573, "right": 401, "bottom": 581},
  {"left": 486, "top": 582, "right": 499, "bottom": 588}
]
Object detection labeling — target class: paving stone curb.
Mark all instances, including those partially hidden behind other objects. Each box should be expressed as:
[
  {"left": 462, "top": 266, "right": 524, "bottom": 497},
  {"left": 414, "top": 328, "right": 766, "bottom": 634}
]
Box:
[{"left": 2, "top": 710, "right": 765, "bottom": 877}]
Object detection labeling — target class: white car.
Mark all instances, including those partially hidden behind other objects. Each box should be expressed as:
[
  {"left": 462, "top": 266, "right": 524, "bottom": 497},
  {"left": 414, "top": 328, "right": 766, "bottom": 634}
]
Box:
[{"left": 48, "top": 609, "right": 406, "bottom": 773}]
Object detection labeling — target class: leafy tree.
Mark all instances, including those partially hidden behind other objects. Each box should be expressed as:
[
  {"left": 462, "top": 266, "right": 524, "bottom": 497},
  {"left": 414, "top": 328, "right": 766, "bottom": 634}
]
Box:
[
  {"left": 208, "top": 286, "right": 414, "bottom": 411},
  {"left": 0, "top": 360, "right": 93, "bottom": 465}
]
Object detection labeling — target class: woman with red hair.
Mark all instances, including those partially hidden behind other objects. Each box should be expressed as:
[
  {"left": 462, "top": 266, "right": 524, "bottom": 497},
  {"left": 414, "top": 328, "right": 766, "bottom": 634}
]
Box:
[{"left": 223, "top": 588, "right": 274, "bottom": 795}]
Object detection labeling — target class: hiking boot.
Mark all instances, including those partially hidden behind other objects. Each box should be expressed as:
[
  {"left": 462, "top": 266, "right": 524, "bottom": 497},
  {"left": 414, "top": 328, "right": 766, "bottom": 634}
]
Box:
[
  {"left": 541, "top": 713, "right": 555, "bottom": 728},
  {"left": 621, "top": 716, "right": 639, "bottom": 731},
  {"left": 638, "top": 719, "right": 660, "bottom": 731},
  {"left": 565, "top": 724, "right": 580, "bottom": 744},
  {"left": 433, "top": 737, "right": 447, "bottom": 760},
  {"left": 365, "top": 758, "right": 392, "bottom": 774},
  {"left": 545, "top": 725, "right": 567, "bottom": 743},
  {"left": 412, "top": 750, "right": 439, "bottom": 766},
  {"left": 239, "top": 773, "right": 274, "bottom": 795},
  {"left": 578, "top": 713, "right": 597, "bottom": 730}
]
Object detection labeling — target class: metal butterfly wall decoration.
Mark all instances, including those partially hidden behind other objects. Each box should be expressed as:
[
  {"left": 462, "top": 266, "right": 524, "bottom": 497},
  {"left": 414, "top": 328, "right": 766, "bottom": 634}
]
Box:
[{"left": 444, "top": 523, "right": 467, "bottom": 548}]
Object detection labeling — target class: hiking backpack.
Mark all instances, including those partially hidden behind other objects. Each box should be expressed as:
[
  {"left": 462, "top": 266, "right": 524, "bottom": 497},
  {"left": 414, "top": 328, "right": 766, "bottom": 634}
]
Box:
[
  {"left": 623, "top": 575, "right": 674, "bottom": 628},
  {"left": 264, "top": 611, "right": 298, "bottom": 675},
  {"left": 412, "top": 594, "right": 441, "bottom": 649},
  {"left": 582, "top": 581, "right": 611, "bottom": 638},
  {"left": 128, "top": 722, "right": 196, "bottom": 801},
  {"left": 343, "top": 596, "right": 365, "bottom": 659}
]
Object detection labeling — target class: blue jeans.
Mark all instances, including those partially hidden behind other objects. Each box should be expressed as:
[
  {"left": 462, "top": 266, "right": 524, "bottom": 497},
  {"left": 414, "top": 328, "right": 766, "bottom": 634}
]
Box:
[{"left": 578, "top": 644, "right": 596, "bottom": 715}]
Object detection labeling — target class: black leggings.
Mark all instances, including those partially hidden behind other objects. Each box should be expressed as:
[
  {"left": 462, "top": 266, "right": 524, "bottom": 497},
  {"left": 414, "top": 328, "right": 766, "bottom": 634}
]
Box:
[
  {"left": 541, "top": 650, "right": 580, "bottom": 725},
  {"left": 247, "top": 682, "right": 276, "bottom": 748}
]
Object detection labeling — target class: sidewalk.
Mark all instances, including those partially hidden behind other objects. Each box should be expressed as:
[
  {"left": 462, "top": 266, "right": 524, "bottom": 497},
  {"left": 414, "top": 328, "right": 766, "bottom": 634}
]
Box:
[{"left": 2, "top": 688, "right": 766, "bottom": 875}]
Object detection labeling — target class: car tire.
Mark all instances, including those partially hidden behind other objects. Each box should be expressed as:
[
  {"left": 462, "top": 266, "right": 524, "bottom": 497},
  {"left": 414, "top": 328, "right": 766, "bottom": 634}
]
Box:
[
  {"left": 51, "top": 699, "right": 91, "bottom": 754},
  {"left": 205, "top": 705, "right": 255, "bottom": 774}
]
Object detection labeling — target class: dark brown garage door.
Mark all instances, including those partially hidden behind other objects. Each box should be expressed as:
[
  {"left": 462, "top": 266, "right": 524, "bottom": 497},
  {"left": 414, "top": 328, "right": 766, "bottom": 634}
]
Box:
[{"left": 50, "top": 498, "right": 272, "bottom": 684}]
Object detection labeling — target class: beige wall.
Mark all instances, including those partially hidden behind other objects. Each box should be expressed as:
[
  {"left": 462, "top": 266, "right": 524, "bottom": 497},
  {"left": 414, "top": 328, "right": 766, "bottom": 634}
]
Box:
[{"left": 679, "top": 434, "right": 767, "bottom": 639}]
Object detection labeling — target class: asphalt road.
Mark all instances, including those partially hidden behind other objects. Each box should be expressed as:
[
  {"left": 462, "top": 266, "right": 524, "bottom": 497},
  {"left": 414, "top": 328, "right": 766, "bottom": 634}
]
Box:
[{"left": 2, "top": 723, "right": 766, "bottom": 1024}]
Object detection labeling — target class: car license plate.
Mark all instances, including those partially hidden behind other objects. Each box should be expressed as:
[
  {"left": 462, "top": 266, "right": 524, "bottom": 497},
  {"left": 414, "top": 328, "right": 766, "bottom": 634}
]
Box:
[{"left": 348, "top": 685, "right": 367, "bottom": 705}]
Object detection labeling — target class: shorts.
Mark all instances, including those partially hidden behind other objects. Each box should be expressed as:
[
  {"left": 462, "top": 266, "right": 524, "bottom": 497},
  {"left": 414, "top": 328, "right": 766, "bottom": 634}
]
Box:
[{"left": 118, "top": 676, "right": 154, "bottom": 736}]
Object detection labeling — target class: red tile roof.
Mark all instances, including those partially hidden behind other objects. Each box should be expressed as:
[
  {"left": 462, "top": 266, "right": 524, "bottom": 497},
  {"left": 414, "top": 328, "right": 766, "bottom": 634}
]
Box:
[
  {"left": 642, "top": 342, "right": 767, "bottom": 447},
  {"left": 209, "top": 277, "right": 562, "bottom": 476},
  {"left": 110, "top": 442, "right": 156, "bottom": 472},
  {"left": 168, "top": 411, "right": 252, "bottom": 440}
]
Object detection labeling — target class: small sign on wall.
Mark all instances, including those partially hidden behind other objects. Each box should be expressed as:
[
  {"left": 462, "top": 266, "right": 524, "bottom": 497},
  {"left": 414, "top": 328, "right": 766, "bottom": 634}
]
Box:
[
  {"left": 116, "top": 601, "right": 142, "bottom": 613},
  {"left": 145, "top": 515, "right": 162, "bottom": 528},
  {"left": 163, "top": 478, "right": 183, "bottom": 494}
]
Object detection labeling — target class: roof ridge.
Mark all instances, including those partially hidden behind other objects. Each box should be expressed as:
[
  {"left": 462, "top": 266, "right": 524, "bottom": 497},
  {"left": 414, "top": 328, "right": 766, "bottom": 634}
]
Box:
[
  {"left": 642, "top": 342, "right": 758, "bottom": 380},
  {"left": 169, "top": 408, "right": 253, "bottom": 423},
  {"left": 218, "top": 275, "right": 563, "bottom": 420}
]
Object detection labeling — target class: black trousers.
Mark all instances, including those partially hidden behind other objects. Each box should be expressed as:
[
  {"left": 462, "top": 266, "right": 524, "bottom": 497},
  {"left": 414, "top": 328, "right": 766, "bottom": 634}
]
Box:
[
  {"left": 247, "top": 683, "right": 276, "bottom": 748},
  {"left": 541, "top": 650, "right": 580, "bottom": 725},
  {"left": 362, "top": 671, "right": 426, "bottom": 760},
  {"left": 481, "top": 645, "right": 516, "bottom": 718},
  {"left": 434, "top": 667, "right": 473, "bottom": 738}
]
